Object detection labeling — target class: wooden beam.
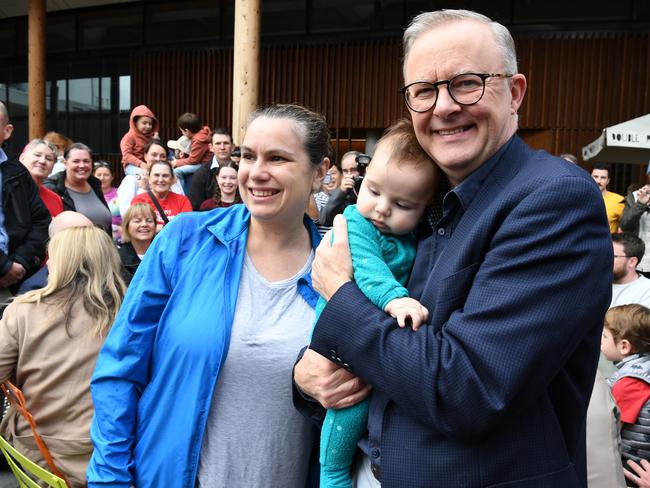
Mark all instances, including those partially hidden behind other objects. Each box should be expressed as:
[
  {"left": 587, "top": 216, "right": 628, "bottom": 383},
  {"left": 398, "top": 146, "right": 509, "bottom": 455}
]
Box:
[
  {"left": 232, "top": 0, "right": 260, "bottom": 145},
  {"left": 28, "top": 0, "right": 46, "bottom": 139}
]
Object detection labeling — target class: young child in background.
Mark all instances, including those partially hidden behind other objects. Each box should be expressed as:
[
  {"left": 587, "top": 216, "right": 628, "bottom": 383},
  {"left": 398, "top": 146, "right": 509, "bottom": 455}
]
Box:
[
  {"left": 602, "top": 304, "right": 650, "bottom": 468},
  {"left": 315, "top": 119, "right": 438, "bottom": 488},
  {"left": 171, "top": 112, "right": 211, "bottom": 190},
  {"left": 120, "top": 105, "right": 159, "bottom": 175}
]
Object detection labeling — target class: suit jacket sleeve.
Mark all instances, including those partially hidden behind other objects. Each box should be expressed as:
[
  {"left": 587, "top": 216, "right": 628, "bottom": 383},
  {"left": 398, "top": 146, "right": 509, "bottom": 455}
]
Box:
[
  {"left": 188, "top": 168, "right": 210, "bottom": 210},
  {"left": 620, "top": 192, "right": 647, "bottom": 233},
  {"left": 310, "top": 175, "right": 612, "bottom": 439}
]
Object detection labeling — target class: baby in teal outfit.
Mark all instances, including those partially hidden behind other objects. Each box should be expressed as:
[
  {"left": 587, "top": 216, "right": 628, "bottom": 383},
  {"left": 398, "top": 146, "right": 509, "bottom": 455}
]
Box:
[{"left": 315, "top": 119, "right": 438, "bottom": 488}]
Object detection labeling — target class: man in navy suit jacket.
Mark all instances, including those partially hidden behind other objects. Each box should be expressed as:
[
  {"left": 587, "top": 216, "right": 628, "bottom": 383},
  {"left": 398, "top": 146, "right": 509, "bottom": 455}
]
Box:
[{"left": 294, "top": 9, "right": 613, "bottom": 488}]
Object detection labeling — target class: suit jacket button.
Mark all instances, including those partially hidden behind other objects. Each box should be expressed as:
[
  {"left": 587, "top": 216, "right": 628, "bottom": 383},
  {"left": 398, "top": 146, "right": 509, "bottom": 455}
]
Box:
[{"left": 371, "top": 448, "right": 380, "bottom": 458}]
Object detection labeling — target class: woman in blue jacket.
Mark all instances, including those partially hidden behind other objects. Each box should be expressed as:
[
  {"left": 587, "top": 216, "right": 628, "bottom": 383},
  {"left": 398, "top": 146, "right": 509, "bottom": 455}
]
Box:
[{"left": 87, "top": 104, "right": 330, "bottom": 488}]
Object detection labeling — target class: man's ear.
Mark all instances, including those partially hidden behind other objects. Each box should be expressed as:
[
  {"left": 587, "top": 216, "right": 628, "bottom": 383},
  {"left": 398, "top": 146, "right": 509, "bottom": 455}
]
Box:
[
  {"left": 509, "top": 74, "right": 527, "bottom": 115},
  {"left": 312, "top": 157, "right": 330, "bottom": 192},
  {"left": 2, "top": 123, "right": 14, "bottom": 143}
]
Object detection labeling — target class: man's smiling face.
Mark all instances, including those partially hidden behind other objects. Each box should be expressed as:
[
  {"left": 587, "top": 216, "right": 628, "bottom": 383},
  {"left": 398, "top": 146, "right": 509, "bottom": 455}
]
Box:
[{"left": 404, "top": 20, "right": 525, "bottom": 185}]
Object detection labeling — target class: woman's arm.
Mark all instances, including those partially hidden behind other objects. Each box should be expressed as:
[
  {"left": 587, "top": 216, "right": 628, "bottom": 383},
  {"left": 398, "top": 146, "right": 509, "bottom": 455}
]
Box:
[
  {"left": 87, "top": 225, "right": 178, "bottom": 487},
  {"left": 0, "top": 303, "right": 19, "bottom": 382}
]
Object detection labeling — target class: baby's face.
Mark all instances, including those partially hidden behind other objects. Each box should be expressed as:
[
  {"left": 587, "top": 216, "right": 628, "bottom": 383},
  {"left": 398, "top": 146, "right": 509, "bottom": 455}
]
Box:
[{"left": 356, "top": 142, "right": 435, "bottom": 235}]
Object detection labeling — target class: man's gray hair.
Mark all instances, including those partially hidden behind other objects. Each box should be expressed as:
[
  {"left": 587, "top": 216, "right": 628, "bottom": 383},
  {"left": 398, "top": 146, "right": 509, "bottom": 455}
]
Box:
[
  {"left": 403, "top": 9, "right": 518, "bottom": 77},
  {"left": 341, "top": 150, "right": 361, "bottom": 163}
]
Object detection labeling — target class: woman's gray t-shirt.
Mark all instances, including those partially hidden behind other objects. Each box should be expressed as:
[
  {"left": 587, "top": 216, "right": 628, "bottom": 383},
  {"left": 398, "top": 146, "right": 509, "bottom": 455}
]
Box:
[
  {"left": 67, "top": 188, "right": 112, "bottom": 232},
  {"left": 197, "top": 251, "right": 316, "bottom": 488}
]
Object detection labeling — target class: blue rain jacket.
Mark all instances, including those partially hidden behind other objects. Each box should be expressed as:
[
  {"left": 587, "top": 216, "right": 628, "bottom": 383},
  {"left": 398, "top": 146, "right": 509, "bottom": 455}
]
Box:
[{"left": 87, "top": 205, "right": 320, "bottom": 487}]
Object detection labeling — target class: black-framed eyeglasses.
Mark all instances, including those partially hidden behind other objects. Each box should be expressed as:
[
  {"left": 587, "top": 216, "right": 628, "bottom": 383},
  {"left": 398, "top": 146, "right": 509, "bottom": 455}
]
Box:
[
  {"left": 400, "top": 72, "right": 513, "bottom": 113},
  {"left": 613, "top": 255, "right": 630, "bottom": 259}
]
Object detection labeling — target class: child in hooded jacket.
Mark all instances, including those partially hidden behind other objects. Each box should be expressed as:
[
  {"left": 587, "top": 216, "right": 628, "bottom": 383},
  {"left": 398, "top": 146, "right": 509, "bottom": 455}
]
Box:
[{"left": 120, "top": 105, "right": 159, "bottom": 175}]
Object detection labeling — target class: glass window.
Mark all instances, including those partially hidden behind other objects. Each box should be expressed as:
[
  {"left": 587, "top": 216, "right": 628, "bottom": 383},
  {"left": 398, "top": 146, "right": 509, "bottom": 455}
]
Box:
[
  {"left": 0, "top": 21, "right": 16, "bottom": 58},
  {"left": 514, "top": 0, "right": 627, "bottom": 22},
  {"left": 446, "top": 1, "right": 512, "bottom": 22},
  {"left": 47, "top": 15, "right": 76, "bottom": 53},
  {"left": 634, "top": 0, "right": 650, "bottom": 19},
  {"left": 405, "top": 1, "right": 512, "bottom": 24},
  {"left": 405, "top": 1, "right": 433, "bottom": 23},
  {"left": 119, "top": 76, "right": 131, "bottom": 112},
  {"left": 222, "top": 2, "right": 235, "bottom": 38},
  {"left": 80, "top": 6, "right": 143, "bottom": 49},
  {"left": 262, "top": 0, "right": 306, "bottom": 36},
  {"left": 101, "top": 77, "right": 111, "bottom": 111},
  {"left": 68, "top": 78, "right": 99, "bottom": 112},
  {"left": 43, "top": 81, "right": 51, "bottom": 111},
  {"left": 311, "top": 0, "right": 373, "bottom": 33},
  {"left": 147, "top": 0, "right": 219, "bottom": 44},
  {"left": 56, "top": 80, "right": 67, "bottom": 112},
  {"left": 8, "top": 83, "right": 28, "bottom": 118},
  {"left": 379, "top": 0, "right": 405, "bottom": 30}
]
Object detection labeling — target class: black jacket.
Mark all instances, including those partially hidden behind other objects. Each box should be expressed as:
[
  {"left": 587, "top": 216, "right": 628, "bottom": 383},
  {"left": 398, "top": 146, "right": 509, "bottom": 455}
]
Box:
[
  {"left": 319, "top": 187, "right": 357, "bottom": 227},
  {"left": 1, "top": 156, "right": 50, "bottom": 278},
  {"left": 620, "top": 190, "right": 648, "bottom": 234},
  {"left": 44, "top": 171, "right": 108, "bottom": 212},
  {"left": 188, "top": 164, "right": 218, "bottom": 211},
  {"left": 117, "top": 242, "right": 142, "bottom": 286}
]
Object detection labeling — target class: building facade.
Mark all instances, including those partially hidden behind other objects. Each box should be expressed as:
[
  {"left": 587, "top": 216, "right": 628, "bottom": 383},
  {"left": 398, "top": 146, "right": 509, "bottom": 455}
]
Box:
[{"left": 1, "top": 0, "right": 649, "bottom": 190}]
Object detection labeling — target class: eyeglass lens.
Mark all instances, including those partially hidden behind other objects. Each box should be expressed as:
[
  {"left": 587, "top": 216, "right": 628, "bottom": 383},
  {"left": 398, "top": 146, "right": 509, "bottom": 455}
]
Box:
[{"left": 404, "top": 73, "right": 487, "bottom": 112}]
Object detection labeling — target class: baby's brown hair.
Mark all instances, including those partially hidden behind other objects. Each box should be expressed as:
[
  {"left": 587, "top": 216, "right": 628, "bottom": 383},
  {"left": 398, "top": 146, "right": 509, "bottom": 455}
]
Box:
[{"left": 376, "top": 119, "right": 436, "bottom": 173}]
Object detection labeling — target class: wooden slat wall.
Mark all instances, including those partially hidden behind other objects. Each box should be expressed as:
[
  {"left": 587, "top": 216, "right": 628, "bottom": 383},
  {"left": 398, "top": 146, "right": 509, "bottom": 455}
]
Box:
[
  {"left": 517, "top": 32, "right": 650, "bottom": 158},
  {"left": 132, "top": 39, "right": 404, "bottom": 149},
  {"left": 131, "top": 32, "right": 650, "bottom": 171}
]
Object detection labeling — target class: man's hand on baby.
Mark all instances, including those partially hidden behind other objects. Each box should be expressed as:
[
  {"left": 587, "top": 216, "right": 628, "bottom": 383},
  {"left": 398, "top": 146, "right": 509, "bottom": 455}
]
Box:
[{"left": 385, "top": 297, "right": 429, "bottom": 331}]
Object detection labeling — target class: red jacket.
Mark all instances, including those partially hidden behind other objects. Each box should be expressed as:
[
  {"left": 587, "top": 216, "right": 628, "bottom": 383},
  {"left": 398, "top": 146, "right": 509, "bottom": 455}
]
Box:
[
  {"left": 173, "top": 126, "right": 212, "bottom": 167},
  {"left": 120, "top": 105, "right": 160, "bottom": 169}
]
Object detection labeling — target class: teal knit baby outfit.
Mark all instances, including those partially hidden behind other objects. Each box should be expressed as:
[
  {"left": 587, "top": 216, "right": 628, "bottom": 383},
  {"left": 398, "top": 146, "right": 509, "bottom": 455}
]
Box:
[{"left": 315, "top": 204, "right": 416, "bottom": 488}]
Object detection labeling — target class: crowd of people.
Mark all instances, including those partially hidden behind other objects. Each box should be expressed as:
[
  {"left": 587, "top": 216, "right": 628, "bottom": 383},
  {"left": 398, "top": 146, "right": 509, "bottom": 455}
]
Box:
[{"left": 0, "top": 7, "right": 648, "bottom": 488}]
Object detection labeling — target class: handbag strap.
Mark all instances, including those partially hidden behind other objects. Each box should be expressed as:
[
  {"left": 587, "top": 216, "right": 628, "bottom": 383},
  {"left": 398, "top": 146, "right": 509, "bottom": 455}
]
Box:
[
  {"left": 1, "top": 381, "right": 72, "bottom": 487},
  {"left": 147, "top": 190, "right": 170, "bottom": 225}
]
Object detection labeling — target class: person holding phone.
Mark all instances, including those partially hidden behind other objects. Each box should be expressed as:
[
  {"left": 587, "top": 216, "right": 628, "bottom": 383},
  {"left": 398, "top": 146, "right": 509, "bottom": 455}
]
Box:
[
  {"left": 310, "top": 162, "right": 343, "bottom": 236},
  {"left": 621, "top": 182, "right": 650, "bottom": 278}
]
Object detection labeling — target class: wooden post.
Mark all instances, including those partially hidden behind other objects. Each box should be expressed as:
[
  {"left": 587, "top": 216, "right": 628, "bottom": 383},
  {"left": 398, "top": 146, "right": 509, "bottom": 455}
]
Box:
[
  {"left": 28, "top": 0, "right": 46, "bottom": 139},
  {"left": 232, "top": 0, "right": 260, "bottom": 145}
]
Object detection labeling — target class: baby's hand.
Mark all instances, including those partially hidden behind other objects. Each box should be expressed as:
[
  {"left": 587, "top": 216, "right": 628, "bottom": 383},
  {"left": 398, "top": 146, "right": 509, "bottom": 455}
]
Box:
[{"left": 385, "top": 297, "right": 429, "bottom": 331}]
